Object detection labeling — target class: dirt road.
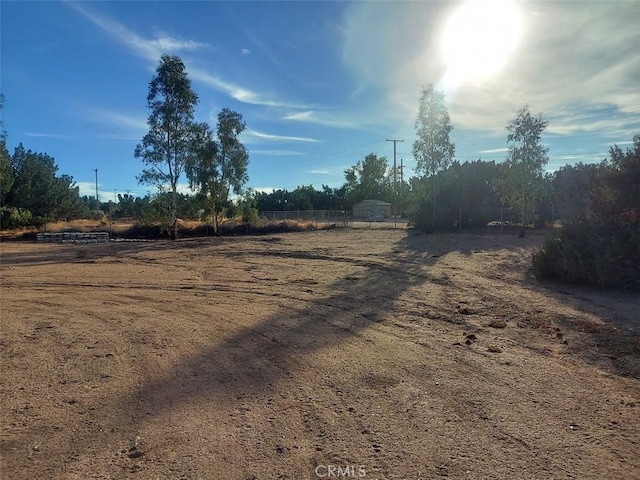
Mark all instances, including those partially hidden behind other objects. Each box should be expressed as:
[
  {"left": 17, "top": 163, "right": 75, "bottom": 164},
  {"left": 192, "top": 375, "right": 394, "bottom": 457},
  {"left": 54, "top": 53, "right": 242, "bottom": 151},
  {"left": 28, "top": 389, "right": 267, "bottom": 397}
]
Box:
[{"left": 1, "top": 229, "right": 638, "bottom": 479}]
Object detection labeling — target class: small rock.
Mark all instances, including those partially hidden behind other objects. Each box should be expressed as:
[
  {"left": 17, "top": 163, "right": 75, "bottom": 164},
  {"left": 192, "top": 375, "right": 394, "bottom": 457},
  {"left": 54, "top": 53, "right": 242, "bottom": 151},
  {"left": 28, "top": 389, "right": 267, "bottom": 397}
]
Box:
[
  {"left": 488, "top": 319, "right": 507, "bottom": 329},
  {"left": 487, "top": 346, "right": 502, "bottom": 353}
]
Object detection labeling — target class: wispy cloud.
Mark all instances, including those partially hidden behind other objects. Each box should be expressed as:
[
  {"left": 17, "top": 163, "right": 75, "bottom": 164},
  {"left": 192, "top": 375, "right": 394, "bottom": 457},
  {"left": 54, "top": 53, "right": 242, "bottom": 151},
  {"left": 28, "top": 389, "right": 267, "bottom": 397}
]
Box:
[
  {"left": 68, "top": 3, "right": 307, "bottom": 109},
  {"left": 310, "top": 169, "right": 330, "bottom": 174},
  {"left": 478, "top": 148, "right": 509, "bottom": 154},
  {"left": 66, "top": 2, "right": 209, "bottom": 62},
  {"left": 240, "top": 48, "right": 251, "bottom": 56},
  {"left": 88, "top": 108, "right": 148, "bottom": 132},
  {"left": 24, "top": 132, "right": 73, "bottom": 140},
  {"left": 189, "top": 67, "right": 308, "bottom": 108},
  {"left": 249, "top": 149, "right": 305, "bottom": 156},
  {"left": 243, "top": 129, "right": 319, "bottom": 144},
  {"left": 283, "top": 110, "right": 356, "bottom": 129}
]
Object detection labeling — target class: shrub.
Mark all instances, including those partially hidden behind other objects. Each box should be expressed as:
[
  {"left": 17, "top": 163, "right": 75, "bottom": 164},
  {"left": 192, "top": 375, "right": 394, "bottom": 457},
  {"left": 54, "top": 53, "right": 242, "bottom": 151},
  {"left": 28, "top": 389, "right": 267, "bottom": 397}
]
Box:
[
  {"left": 0, "top": 207, "right": 33, "bottom": 229},
  {"left": 533, "top": 220, "right": 639, "bottom": 290}
]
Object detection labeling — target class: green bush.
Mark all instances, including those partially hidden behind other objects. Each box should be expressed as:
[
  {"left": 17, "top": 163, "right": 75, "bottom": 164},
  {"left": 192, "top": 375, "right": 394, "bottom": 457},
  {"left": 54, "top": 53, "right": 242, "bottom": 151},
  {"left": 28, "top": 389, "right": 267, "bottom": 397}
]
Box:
[
  {"left": 533, "top": 220, "right": 639, "bottom": 290},
  {"left": 0, "top": 207, "right": 33, "bottom": 229}
]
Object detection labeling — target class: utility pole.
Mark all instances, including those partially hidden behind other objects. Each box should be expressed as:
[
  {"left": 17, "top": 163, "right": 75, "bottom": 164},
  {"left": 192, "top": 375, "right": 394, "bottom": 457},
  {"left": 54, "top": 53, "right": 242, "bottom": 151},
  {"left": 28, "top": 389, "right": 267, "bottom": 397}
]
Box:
[
  {"left": 386, "top": 138, "right": 404, "bottom": 226},
  {"left": 400, "top": 158, "right": 404, "bottom": 217},
  {"left": 94, "top": 169, "right": 99, "bottom": 211}
]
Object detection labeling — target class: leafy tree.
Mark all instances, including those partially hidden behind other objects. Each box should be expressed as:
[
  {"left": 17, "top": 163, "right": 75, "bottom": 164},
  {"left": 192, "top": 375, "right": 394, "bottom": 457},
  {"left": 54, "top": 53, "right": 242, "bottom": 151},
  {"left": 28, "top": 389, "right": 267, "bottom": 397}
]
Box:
[
  {"left": 435, "top": 160, "right": 504, "bottom": 229},
  {"left": 501, "top": 106, "right": 549, "bottom": 233},
  {"left": 186, "top": 108, "right": 249, "bottom": 233},
  {"left": 236, "top": 190, "right": 260, "bottom": 225},
  {"left": 135, "top": 55, "right": 199, "bottom": 239},
  {"left": 8, "top": 144, "right": 84, "bottom": 222},
  {"left": 0, "top": 94, "right": 13, "bottom": 208},
  {"left": 412, "top": 84, "right": 455, "bottom": 230},
  {"left": 344, "top": 153, "right": 392, "bottom": 206}
]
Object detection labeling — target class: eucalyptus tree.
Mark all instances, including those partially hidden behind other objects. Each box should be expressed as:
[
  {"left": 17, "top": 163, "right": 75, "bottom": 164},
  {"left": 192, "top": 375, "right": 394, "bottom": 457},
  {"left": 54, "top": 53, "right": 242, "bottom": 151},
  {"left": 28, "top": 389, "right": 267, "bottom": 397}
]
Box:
[
  {"left": 502, "top": 106, "right": 549, "bottom": 232},
  {"left": 412, "top": 84, "right": 455, "bottom": 229},
  {"left": 135, "top": 55, "right": 199, "bottom": 239},
  {"left": 0, "top": 94, "right": 13, "bottom": 207},
  {"left": 186, "top": 108, "right": 249, "bottom": 233}
]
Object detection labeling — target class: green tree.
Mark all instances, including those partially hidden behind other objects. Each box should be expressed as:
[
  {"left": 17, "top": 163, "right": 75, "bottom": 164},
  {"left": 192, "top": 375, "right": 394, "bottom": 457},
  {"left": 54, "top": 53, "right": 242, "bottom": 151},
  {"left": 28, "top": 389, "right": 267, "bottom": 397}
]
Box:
[
  {"left": 135, "top": 55, "right": 199, "bottom": 239},
  {"left": 412, "top": 84, "right": 455, "bottom": 230},
  {"left": 186, "top": 108, "right": 249, "bottom": 233},
  {"left": 8, "top": 144, "right": 84, "bottom": 223},
  {"left": 344, "top": 153, "right": 391, "bottom": 206},
  {"left": 0, "top": 94, "right": 13, "bottom": 208},
  {"left": 501, "top": 106, "right": 549, "bottom": 233}
]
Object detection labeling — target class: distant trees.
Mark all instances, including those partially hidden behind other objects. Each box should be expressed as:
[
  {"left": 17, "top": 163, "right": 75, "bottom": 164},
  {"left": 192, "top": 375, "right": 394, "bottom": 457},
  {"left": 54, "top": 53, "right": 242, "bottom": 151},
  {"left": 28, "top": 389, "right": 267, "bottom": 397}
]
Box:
[
  {"left": 411, "top": 84, "right": 455, "bottom": 231},
  {"left": 253, "top": 185, "right": 346, "bottom": 212},
  {"left": 135, "top": 55, "right": 200, "bottom": 239},
  {"left": 499, "top": 106, "right": 549, "bottom": 234}
]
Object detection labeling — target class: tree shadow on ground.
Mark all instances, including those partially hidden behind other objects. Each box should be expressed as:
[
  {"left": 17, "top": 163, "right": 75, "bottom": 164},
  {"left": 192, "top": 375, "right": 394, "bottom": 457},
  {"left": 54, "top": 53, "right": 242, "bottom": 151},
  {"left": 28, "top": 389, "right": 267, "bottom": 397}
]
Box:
[
  {"left": 536, "top": 280, "right": 640, "bottom": 378},
  {"left": 113, "top": 230, "right": 519, "bottom": 425}
]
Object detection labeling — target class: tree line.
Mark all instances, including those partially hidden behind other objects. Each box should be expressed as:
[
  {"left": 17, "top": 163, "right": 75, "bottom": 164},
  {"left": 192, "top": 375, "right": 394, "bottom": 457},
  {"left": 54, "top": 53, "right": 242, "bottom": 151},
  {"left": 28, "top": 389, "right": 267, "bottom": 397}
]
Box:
[{"left": 1, "top": 57, "right": 637, "bottom": 289}]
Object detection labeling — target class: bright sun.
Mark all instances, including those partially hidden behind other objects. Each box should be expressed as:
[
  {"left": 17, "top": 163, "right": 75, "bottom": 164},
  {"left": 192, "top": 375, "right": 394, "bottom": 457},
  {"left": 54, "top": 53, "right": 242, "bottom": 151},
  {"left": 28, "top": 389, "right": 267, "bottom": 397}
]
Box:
[{"left": 440, "top": 0, "right": 523, "bottom": 89}]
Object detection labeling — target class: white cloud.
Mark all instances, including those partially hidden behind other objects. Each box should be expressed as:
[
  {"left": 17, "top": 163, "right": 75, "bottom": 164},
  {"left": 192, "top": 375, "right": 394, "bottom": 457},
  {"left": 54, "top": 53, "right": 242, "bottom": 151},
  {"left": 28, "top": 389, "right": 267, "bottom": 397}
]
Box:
[
  {"left": 478, "top": 148, "right": 509, "bottom": 154},
  {"left": 240, "top": 48, "right": 251, "bottom": 55},
  {"left": 88, "top": 108, "right": 148, "bottom": 132},
  {"left": 243, "top": 129, "right": 319, "bottom": 144},
  {"left": 189, "top": 67, "right": 308, "bottom": 108},
  {"left": 76, "top": 182, "right": 135, "bottom": 200},
  {"left": 24, "top": 132, "right": 73, "bottom": 140},
  {"left": 67, "top": 2, "right": 209, "bottom": 62},
  {"left": 68, "top": 3, "right": 307, "bottom": 110},
  {"left": 252, "top": 187, "right": 276, "bottom": 194},
  {"left": 283, "top": 110, "right": 356, "bottom": 129},
  {"left": 340, "top": 1, "right": 640, "bottom": 139},
  {"left": 176, "top": 183, "right": 198, "bottom": 195},
  {"left": 249, "top": 149, "right": 305, "bottom": 156},
  {"left": 310, "top": 169, "right": 330, "bottom": 174}
]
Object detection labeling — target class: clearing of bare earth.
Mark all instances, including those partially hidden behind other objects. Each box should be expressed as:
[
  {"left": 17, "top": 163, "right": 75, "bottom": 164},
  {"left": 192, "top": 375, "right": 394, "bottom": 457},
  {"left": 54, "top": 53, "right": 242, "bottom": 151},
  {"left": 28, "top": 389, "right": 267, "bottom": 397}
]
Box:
[{"left": 1, "top": 228, "right": 638, "bottom": 479}]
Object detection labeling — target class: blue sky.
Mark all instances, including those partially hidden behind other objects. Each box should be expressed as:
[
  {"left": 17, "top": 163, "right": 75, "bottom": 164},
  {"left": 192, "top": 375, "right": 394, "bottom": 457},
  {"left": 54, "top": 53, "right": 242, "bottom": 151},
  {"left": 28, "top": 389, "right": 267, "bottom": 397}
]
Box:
[{"left": 2, "top": 0, "right": 639, "bottom": 200}]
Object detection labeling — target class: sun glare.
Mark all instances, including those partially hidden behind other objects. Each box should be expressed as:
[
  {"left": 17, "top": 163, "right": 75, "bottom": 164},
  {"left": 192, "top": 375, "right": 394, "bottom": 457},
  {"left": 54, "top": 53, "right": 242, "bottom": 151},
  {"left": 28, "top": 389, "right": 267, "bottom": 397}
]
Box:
[{"left": 440, "top": 0, "right": 523, "bottom": 90}]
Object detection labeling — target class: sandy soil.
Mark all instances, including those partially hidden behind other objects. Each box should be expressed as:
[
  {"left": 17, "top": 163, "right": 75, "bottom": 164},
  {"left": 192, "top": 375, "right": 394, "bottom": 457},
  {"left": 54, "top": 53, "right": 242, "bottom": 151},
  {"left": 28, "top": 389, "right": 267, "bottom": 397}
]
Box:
[{"left": 1, "top": 228, "right": 638, "bottom": 479}]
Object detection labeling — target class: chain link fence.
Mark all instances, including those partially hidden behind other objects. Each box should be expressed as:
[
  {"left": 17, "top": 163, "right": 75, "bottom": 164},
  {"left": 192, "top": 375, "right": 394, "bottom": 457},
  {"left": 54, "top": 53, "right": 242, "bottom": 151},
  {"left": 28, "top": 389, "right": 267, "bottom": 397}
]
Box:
[
  {"left": 259, "top": 210, "right": 351, "bottom": 227},
  {"left": 258, "top": 210, "right": 410, "bottom": 229}
]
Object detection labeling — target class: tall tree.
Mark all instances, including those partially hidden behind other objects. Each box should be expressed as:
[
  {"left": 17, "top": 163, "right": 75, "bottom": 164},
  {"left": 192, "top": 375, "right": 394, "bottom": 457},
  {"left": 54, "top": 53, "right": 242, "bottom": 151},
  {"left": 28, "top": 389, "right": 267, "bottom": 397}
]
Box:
[
  {"left": 135, "top": 55, "right": 199, "bottom": 239},
  {"left": 344, "top": 153, "right": 392, "bottom": 205},
  {"left": 186, "top": 108, "right": 249, "bottom": 233},
  {"left": 0, "top": 94, "right": 13, "bottom": 207},
  {"left": 412, "top": 84, "right": 455, "bottom": 229},
  {"left": 502, "top": 106, "right": 549, "bottom": 232}
]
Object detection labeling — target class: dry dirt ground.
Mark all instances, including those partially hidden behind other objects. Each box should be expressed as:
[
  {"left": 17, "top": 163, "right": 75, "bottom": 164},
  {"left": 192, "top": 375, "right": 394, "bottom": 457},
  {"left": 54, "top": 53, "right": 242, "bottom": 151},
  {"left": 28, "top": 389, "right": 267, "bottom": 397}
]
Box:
[{"left": 1, "top": 228, "right": 639, "bottom": 480}]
